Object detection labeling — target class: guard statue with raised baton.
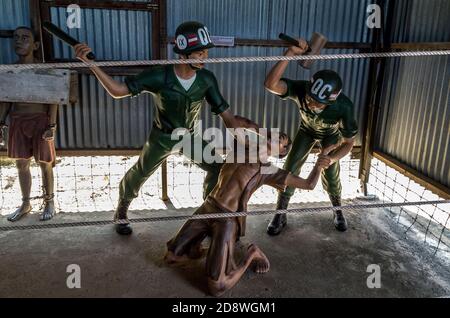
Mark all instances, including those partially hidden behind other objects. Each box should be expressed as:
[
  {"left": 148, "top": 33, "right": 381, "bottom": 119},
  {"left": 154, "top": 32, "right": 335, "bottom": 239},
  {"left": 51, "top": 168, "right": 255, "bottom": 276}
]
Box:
[
  {"left": 72, "top": 21, "right": 248, "bottom": 236},
  {"left": 265, "top": 32, "right": 358, "bottom": 235}
]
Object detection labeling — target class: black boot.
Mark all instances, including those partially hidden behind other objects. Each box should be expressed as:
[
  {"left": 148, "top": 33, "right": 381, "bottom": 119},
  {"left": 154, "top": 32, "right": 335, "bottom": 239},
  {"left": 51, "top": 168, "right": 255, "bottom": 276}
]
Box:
[
  {"left": 267, "top": 195, "right": 289, "bottom": 236},
  {"left": 114, "top": 199, "right": 132, "bottom": 235},
  {"left": 329, "top": 195, "right": 348, "bottom": 232}
]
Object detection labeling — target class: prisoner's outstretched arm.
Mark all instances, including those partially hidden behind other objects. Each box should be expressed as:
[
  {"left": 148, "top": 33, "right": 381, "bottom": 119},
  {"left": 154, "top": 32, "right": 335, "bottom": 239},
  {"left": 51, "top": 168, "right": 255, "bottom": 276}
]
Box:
[
  {"left": 74, "top": 44, "right": 130, "bottom": 99},
  {"left": 329, "top": 137, "right": 355, "bottom": 164},
  {"left": 220, "top": 109, "right": 237, "bottom": 130},
  {"left": 234, "top": 115, "right": 260, "bottom": 130},
  {"left": 285, "top": 163, "right": 323, "bottom": 191}
]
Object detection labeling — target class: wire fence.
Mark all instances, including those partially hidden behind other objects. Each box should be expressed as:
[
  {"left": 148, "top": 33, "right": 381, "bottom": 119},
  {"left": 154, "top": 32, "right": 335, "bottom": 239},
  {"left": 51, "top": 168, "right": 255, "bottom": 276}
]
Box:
[
  {"left": 367, "top": 158, "right": 450, "bottom": 252},
  {"left": 0, "top": 153, "right": 361, "bottom": 214},
  {"left": 0, "top": 154, "right": 448, "bottom": 253}
]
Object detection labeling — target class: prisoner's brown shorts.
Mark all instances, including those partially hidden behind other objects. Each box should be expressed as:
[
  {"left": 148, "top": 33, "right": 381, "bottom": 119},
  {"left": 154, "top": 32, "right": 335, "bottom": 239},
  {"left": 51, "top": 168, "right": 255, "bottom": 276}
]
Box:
[{"left": 8, "top": 112, "right": 56, "bottom": 164}]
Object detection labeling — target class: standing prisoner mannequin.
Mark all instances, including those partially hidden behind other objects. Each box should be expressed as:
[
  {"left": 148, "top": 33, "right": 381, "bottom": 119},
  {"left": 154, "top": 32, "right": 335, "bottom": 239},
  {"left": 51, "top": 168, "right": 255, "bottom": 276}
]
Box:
[
  {"left": 0, "top": 27, "right": 58, "bottom": 222},
  {"left": 264, "top": 38, "right": 358, "bottom": 235},
  {"left": 74, "top": 21, "right": 246, "bottom": 235}
]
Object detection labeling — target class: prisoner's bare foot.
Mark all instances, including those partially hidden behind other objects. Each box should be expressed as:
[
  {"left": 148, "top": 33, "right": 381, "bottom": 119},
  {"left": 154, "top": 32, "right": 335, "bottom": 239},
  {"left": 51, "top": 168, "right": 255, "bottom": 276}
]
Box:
[
  {"left": 39, "top": 200, "right": 55, "bottom": 221},
  {"left": 248, "top": 244, "right": 270, "bottom": 274},
  {"left": 164, "top": 251, "right": 192, "bottom": 266},
  {"left": 7, "top": 203, "right": 32, "bottom": 222}
]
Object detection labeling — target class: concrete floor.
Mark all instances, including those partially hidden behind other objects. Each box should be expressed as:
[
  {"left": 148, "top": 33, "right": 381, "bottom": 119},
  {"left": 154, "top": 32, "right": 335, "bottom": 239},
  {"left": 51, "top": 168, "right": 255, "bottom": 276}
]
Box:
[{"left": 0, "top": 201, "right": 449, "bottom": 298}]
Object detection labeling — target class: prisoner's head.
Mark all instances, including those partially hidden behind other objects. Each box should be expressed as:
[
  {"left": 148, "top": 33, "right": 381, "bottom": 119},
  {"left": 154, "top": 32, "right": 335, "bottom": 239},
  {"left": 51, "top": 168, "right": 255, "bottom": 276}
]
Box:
[
  {"left": 14, "top": 26, "right": 39, "bottom": 57},
  {"left": 268, "top": 131, "right": 292, "bottom": 159}
]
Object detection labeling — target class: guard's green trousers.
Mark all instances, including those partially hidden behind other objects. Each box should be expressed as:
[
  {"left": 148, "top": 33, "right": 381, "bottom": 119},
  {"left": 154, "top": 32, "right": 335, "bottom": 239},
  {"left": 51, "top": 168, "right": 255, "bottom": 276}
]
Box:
[
  {"left": 119, "top": 126, "right": 223, "bottom": 202},
  {"left": 280, "top": 126, "right": 343, "bottom": 200}
]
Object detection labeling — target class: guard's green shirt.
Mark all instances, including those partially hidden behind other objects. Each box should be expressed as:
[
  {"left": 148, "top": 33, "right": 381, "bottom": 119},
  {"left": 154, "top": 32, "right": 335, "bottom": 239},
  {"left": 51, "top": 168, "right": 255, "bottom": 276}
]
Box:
[
  {"left": 279, "top": 79, "right": 358, "bottom": 139},
  {"left": 125, "top": 65, "right": 230, "bottom": 131}
]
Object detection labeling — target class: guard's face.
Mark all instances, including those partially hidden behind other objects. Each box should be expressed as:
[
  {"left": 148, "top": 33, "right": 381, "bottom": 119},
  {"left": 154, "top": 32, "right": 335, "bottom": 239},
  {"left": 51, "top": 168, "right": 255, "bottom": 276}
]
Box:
[
  {"left": 305, "top": 94, "right": 327, "bottom": 112},
  {"left": 14, "top": 28, "right": 38, "bottom": 57},
  {"left": 186, "top": 49, "right": 209, "bottom": 69}
]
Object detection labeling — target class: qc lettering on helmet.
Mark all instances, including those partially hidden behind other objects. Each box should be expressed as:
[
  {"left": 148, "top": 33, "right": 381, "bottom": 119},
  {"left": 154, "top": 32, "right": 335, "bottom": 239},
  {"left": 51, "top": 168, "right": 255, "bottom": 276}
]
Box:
[
  {"left": 311, "top": 78, "right": 333, "bottom": 100},
  {"left": 198, "top": 27, "right": 212, "bottom": 45}
]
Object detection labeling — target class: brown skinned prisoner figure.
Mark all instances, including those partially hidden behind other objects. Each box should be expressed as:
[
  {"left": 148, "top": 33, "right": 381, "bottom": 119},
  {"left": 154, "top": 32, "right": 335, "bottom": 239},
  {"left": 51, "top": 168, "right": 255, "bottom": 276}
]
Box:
[
  {"left": 0, "top": 27, "right": 58, "bottom": 222},
  {"left": 164, "top": 116, "right": 333, "bottom": 296}
]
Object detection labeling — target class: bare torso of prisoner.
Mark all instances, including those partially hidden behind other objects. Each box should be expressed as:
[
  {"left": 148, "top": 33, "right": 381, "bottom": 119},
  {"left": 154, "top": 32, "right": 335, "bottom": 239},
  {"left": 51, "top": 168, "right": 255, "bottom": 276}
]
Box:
[{"left": 12, "top": 103, "right": 49, "bottom": 113}]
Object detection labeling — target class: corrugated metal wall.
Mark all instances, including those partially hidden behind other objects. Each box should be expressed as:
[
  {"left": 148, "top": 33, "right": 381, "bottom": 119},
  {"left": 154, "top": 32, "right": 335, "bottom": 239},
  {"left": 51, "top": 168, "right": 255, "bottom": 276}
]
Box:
[
  {"left": 167, "top": 46, "right": 371, "bottom": 143},
  {"left": 50, "top": 6, "right": 152, "bottom": 61},
  {"left": 375, "top": 0, "right": 450, "bottom": 188},
  {"left": 57, "top": 76, "right": 154, "bottom": 149},
  {"left": 0, "top": 0, "right": 29, "bottom": 64},
  {"left": 48, "top": 5, "right": 154, "bottom": 148},
  {"left": 1, "top": 0, "right": 448, "bottom": 197},
  {"left": 375, "top": 55, "right": 450, "bottom": 188},
  {"left": 391, "top": 0, "right": 450, "bottom": 42},
  {"left": 1, "top": 0, "right": 375, "bottom": 149},
  {"left": 167, "top": 0, "right": 373, "bottom": 41}
]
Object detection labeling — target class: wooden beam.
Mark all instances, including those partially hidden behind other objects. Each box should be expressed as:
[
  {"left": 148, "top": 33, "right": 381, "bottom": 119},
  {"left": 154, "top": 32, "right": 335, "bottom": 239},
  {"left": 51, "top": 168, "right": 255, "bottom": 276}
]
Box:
[
  {"left": 39, "top": 0, "right": 53, "bottom": 62},
  {"left": 151, "top": 0, "right": 162, "bottom": 60},
  {"left": 167, "top": 37, "right": 450, "bottom": 51},
  {"left": 236, "top": 40, "right": 372, "bottom": 50},
  {"left": 74, "top": 66, "right": 148, "bottom": 76},
  {"left": 166, "top": 37, "right": 372, "bottom": 50},
  {"left": 0, "top": 30, "right": 14, "bottom": 38},
  {"left": 50, "top": 0, "right": 159, "bottom": 11},
  {"left": 45, "top": 59, "right": 148, "bottom": 75},
  {"left": 391, "top": 42, "right": 450, "bottom": 50},
  {"left": 373, "top": 151, "right": 450, "bottom": 200},
  {"left": 157, "top": 0, "right": 169, "bottom": 202},
  {"left": 1, "top": 146, "right": 361, "bottom": 158},
  {"left": 158, "top": 0, "right": 168, "bottom": 59},
  {"left": 359, "top": 0, "right": 396, "bottom": 194},
  {"left": 359, "top": 0, "right": 385, "bottom": 194},
  {"left": 161, "top": 160, "right": 169, "bottom": 201},
  {"left": 29, "top": 0, "right": 43, "bottom": 62},
  {"left": 0, "top": 149, "right": 142, "bottom": 157}
]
